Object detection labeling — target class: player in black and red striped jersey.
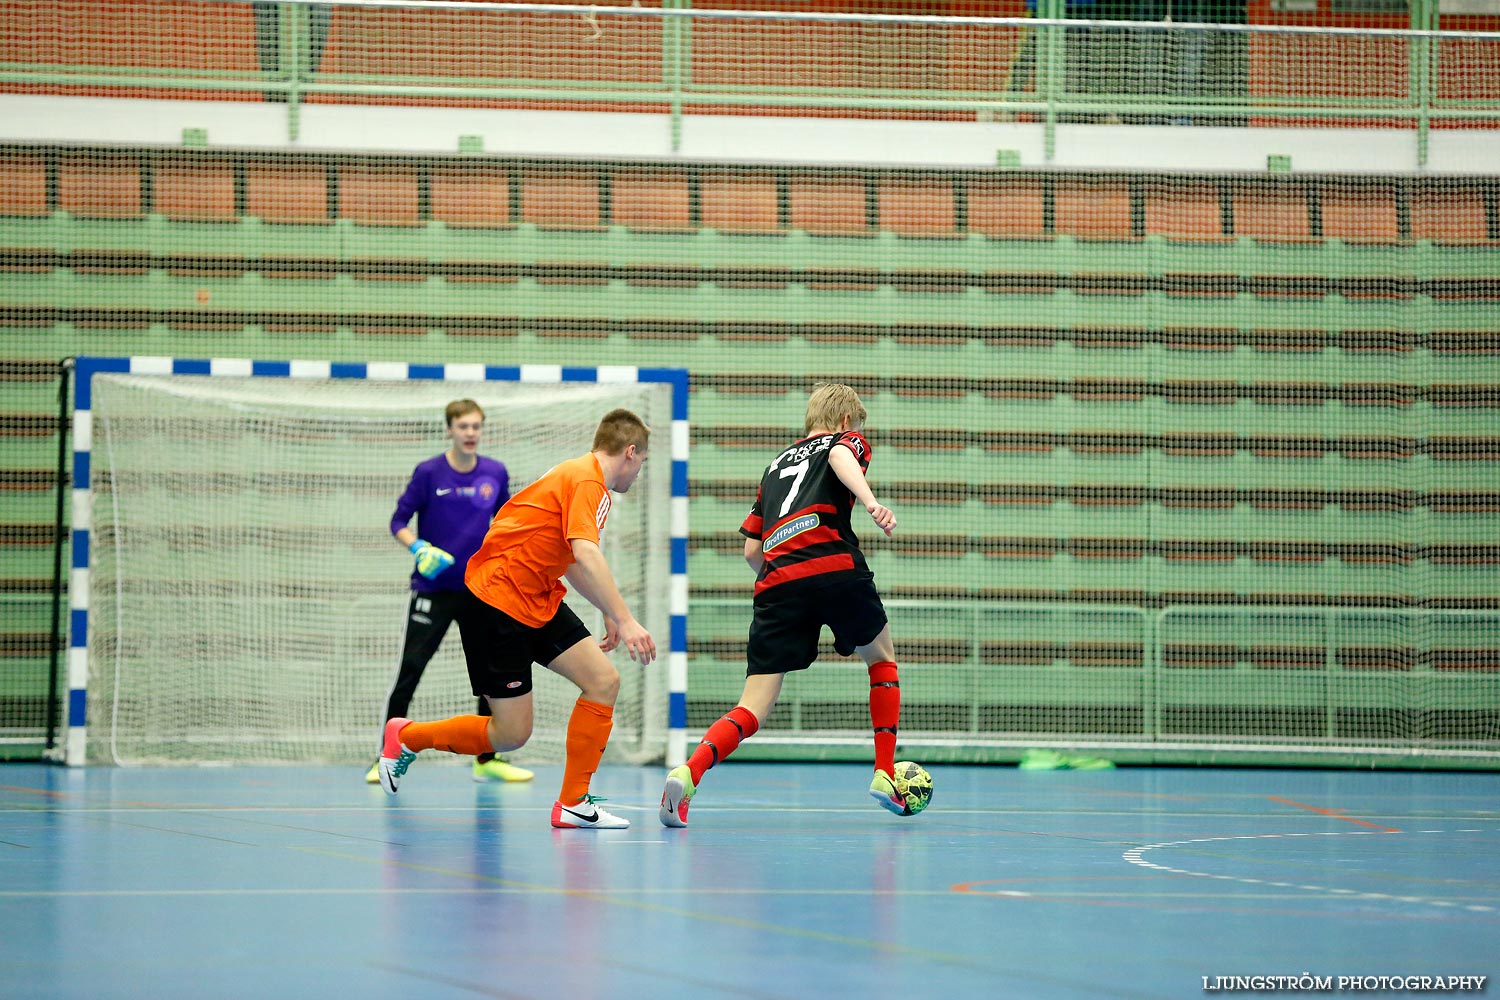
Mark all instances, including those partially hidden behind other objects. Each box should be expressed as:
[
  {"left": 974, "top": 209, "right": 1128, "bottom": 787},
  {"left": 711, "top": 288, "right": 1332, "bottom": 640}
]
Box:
[{"left": 660, "top": 383, "right": 907, "bottom": 827}]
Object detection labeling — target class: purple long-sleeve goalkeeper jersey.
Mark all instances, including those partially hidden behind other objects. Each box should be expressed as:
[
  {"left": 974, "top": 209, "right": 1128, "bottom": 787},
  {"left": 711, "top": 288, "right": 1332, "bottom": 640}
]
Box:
[{"left": 390, "top": 453, "right": 510, "bottom": 593}]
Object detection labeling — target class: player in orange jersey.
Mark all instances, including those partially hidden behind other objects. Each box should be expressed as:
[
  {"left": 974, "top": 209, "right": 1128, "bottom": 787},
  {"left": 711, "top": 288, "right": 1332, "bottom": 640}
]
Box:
[{"left": 378, "top": 409, "right": 657, "bottom": 829}]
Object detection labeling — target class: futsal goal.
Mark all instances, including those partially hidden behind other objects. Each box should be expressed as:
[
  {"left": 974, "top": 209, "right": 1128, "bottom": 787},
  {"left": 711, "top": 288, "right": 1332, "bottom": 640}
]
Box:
[{"left": 66, "top": 356, "right": 688, "bottom": 768}]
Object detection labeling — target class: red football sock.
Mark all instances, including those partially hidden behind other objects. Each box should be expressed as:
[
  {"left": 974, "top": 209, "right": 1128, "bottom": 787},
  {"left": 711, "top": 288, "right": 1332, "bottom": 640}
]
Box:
[
  {"left": 868, "top": 661, "right": 900, "bottom": 776},
  {"left": 686, "top": 705, "right": 760, "bottom": 785}
]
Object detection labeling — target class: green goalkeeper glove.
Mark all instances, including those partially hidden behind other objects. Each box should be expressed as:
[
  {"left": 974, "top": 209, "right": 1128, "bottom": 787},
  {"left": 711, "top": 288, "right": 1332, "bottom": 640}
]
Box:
[{"left": 410, "top": 539, "right": 455, "bottom": 579}]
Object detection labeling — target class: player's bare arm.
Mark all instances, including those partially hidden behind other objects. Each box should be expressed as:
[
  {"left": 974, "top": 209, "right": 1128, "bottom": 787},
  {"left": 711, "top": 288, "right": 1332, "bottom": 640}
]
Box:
[
  {"left": 566, "top": 538, "right": 658, "bottom": 664},
  {"left": 561, "top": 552, "right": 621, "bottom": 652},
  {"left": 744, "top": 536, "right": 765, "bottom": 573},
  {"left": 828, "top": 445, "right": 896, "bottom": 536},
  {"left": 564, "top": 541, "right": 629, "bottom": 653}
]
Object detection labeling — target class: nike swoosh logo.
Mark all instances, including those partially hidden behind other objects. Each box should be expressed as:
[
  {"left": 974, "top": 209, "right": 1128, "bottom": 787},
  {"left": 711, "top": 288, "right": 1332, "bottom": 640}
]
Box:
[
  {"left": 561, "top": 804, "right": 598, "bottom": 823},
  {"left": 435, "top": 488, "right": 453, "bottom": 495}
]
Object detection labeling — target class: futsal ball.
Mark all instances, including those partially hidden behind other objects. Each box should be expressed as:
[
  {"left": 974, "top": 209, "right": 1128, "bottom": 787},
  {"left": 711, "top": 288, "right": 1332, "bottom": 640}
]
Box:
[{"left": 892, "top": 760, "right": 933, "bottom": 816}]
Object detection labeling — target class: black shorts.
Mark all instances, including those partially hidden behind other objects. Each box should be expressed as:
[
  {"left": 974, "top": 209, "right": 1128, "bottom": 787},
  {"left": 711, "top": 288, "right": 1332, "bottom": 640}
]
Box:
[
  {"left": 454, "top": 587, "right": 592, "bottom": 699},
  {"left": 745, "top": 574, "right": 888, "bottom": 676}
]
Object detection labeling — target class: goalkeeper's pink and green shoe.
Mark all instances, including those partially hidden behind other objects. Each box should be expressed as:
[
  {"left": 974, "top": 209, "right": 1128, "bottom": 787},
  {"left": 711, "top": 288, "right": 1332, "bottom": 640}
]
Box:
[
  {"left": 471, "top": 755, "right": 534, "bottom": 783},
  {"left": 659, "top": 764, "right": 695, "bottom": 828},
  {"left": 378, "top": 717, "right": 417, "bottom": 795}
]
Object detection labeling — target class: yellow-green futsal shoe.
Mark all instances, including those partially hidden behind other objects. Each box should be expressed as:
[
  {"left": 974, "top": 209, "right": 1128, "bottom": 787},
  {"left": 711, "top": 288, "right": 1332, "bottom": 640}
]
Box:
[{"left": 472, "top": 756, "right": 534, "bottom": 783}]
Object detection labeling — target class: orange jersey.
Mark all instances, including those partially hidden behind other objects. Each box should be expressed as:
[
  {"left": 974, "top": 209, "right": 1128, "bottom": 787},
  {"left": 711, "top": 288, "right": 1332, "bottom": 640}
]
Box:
[{"left": 465, "top": 452, "right": 613, "bottom": 627}]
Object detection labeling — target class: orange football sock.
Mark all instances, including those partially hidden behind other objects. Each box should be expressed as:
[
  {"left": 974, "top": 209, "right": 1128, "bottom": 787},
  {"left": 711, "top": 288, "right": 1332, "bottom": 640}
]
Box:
[
  {"left": 398, "top": 715, "right": 493, "bottom": 756},
  {"left": 559, "top": 698, "right": 614, "bottom": 806}
]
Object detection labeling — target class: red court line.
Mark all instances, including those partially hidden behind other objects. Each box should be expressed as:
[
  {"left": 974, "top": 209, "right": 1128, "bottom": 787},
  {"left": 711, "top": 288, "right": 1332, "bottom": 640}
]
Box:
[
  {"left": 1267, "top": 795, "right": 1402, "bottom": 833},
  {"left": 0, "top": 784, "right": 71, "bottom": 799},
  {"left": 0, "top": 784, "right": 180, "bottom": 809}
]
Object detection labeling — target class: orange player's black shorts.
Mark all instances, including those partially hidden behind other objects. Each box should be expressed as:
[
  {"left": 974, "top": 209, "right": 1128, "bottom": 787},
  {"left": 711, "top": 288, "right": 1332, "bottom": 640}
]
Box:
[
  {"left": 745, "top": 573, "right": 888, "bottom": 676},
  {"left": 454, "top": 586, "right": 592, "bottom": 698}
]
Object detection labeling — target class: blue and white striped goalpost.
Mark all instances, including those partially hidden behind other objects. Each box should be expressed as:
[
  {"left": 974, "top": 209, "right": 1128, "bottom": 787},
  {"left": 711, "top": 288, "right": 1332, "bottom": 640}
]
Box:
[{"left": 64, "top": 356, "right": 690, "bottom": 768}]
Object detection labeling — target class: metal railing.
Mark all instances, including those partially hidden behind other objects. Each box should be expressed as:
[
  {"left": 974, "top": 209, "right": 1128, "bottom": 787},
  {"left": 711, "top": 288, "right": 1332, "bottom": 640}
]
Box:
[
  {"left": 690, "top": 597, "right": 1500, "bottom": 762},
  {"left": 1, "top": 0, "right": 1498, "bottom": 161}
]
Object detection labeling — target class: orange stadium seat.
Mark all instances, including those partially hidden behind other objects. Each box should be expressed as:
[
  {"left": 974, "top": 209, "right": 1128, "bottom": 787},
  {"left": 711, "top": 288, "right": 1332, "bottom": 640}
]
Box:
[
  {"left": 0, "top": 150, "right": 48, "bottom": 217},
  {"left": 339, "top": 162, "right": 420, "bottom": 226},
  {"left": 1055, "top": 177, "right": 1135, "bottom": 240},
  {"left": 877, "top": 176, "right": 958, "bottom": 237},
  {"left": 611, "top": 168, "right": 693, "bottom": 232},
  {"left": 154, "top": 155, "right": 237, "bottom": 223},
  {"left": 1411, "top": 181, "right": 1493, "bottom": 244},
  {"left": 699, "top": 170, "right": 781, "bottom": 234},
  {"left": 521, "top": 167, "right": 603, "bottom": 230},
  {"left": 1145, "top": 179, "right": 1228, "bottom": 241},
  {"left": 1232, "top": 179, "right": 1315, "bottom": 242},
  {"left": 1320, "top": 181, "right": 1401, "bottom": 243},
  {"left": 788, "top": 174, "right": 870, "bottom": 237},
  {"left": 58, "top": 152, "right": 144, "bottom": 220},
  {"left": 429, "top": 163, "right": 512, "bottom": 228},
  {"left": 245, "top": 159, "right": 331, "bottom": 224},
  {"left": 966, "top": 176, "right": 1047, "bottom": 238}
]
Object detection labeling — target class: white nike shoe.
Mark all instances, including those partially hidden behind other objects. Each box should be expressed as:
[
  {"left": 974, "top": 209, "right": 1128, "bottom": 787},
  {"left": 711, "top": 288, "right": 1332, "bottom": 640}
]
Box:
[
  {"left": 378, "top": 717, "right": 417, "bottom": 795},
  {"left": 550, "top": 794, "right": 630, "bottom": 829}
]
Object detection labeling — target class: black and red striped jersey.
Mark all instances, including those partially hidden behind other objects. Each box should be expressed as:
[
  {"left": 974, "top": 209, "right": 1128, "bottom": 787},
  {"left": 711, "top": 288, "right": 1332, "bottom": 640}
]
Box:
[{"left": 739, "top": 430, "right": 873, "bottom": 595}]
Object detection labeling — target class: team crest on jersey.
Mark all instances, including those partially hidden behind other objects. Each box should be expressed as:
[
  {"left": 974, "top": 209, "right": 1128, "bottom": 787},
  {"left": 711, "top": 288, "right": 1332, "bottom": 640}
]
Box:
[{"left": 764, "top": 513, "right": 819, "bottom": 552}]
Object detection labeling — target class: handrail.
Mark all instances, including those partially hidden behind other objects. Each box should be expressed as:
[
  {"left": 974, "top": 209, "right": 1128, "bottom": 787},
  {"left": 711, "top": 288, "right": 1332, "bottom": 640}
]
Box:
[
  {"left": 1, "top": 0, "right": 1496, "bottom": 161},
  {"left": 689, "top": 597, "right": 1500, "bottom": 753},
  {"left": 166, "top": 0, "right": 1500, "bottom": 41}
]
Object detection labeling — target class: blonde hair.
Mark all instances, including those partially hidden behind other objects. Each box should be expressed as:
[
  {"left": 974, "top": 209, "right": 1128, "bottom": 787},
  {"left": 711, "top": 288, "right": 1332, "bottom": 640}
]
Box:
[
  {"left": 445, "top": 398, "right": 484, "bottom": 426},
  {"left": 592, "top": 408, "right": 650, "bottom": 455},
  {"left": 804, "top": 383, "right": 867, "bottom": 434}
]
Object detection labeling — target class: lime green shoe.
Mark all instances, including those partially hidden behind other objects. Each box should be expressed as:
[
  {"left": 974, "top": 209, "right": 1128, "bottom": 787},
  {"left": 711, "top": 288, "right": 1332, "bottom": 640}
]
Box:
[
  {"left": 869, "top": 770, "right": 907, "bottom": 815},
  {"left": 659, "top": 764, "right": 695, "bottom": 827},
  {"left": 364, "top": 760, "right": 380, "bottom": 784},
  {"left": 471, "top": 756, "right": 534, "bottom": 783}
]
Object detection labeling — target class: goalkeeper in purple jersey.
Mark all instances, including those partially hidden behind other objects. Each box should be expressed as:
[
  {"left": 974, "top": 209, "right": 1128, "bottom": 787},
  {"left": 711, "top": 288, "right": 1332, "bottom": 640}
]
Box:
[{"left": 364, "top": 399, "right": 533, "bottom": 785}]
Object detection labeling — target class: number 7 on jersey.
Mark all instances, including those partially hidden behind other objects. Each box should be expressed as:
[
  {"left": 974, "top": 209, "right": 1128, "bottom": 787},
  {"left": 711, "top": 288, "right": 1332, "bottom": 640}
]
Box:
[{"left": 777, "top": 460, "right": 809, "bottom": 517}]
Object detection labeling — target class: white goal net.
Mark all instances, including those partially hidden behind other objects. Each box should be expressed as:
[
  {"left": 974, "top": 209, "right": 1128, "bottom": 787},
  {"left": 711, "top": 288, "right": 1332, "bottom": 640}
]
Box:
[{"left": 84, "top": 371, "right": 674, "bottom": 767}]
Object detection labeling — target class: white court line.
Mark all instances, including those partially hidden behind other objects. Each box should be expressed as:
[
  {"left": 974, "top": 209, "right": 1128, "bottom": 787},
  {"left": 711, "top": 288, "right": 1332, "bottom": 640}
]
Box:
[{"left": 1123, "top": 828, "right": 1498, "bottom": 913}]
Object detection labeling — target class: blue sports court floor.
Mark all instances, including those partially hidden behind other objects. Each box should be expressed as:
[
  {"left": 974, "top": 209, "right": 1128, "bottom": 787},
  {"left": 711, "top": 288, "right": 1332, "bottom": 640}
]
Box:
[{"left": 1, "top": 761, "right": 1495, "bottom": 999}]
